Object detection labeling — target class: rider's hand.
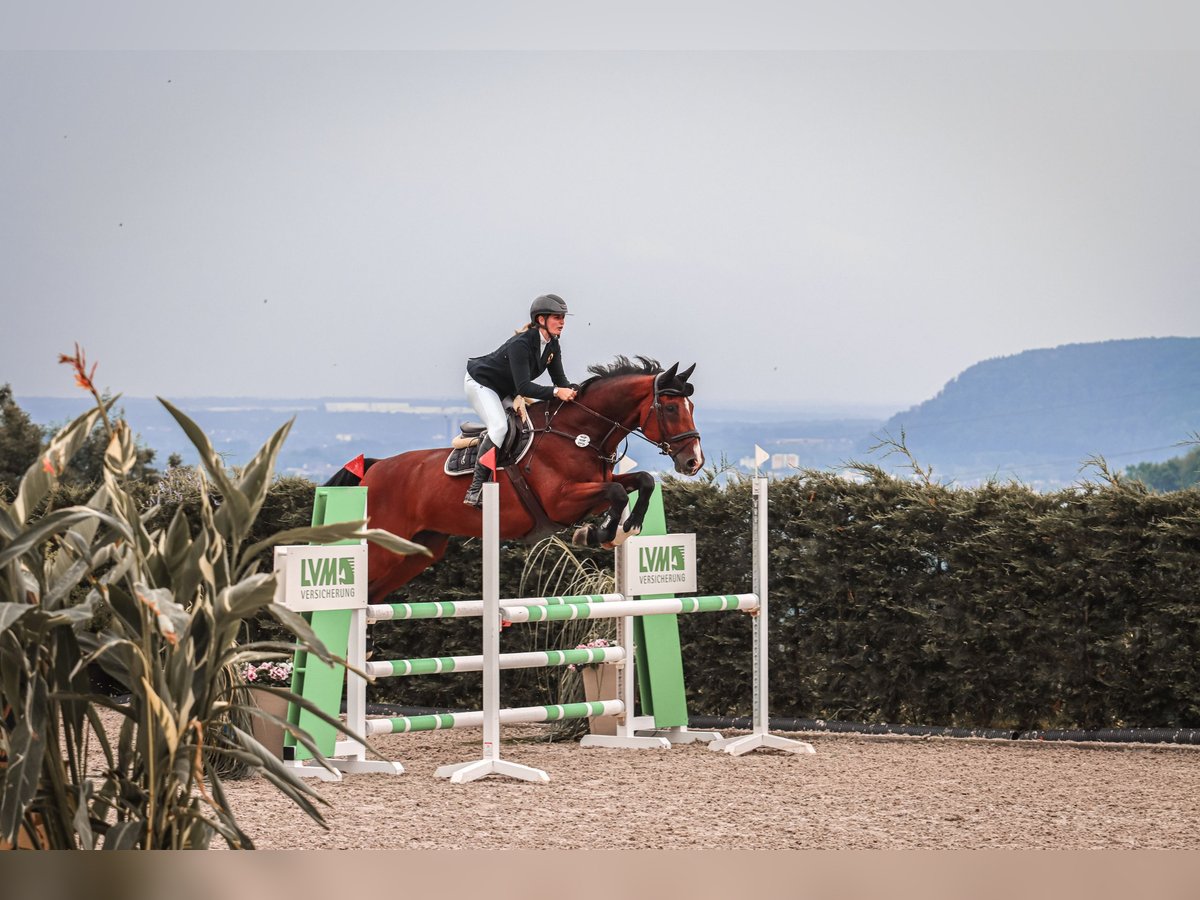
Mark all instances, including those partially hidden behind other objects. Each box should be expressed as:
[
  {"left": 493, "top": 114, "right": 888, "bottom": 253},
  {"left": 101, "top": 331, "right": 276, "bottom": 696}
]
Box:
[{"left": 554, "top": 387, "right": 577, "bottom": 402}]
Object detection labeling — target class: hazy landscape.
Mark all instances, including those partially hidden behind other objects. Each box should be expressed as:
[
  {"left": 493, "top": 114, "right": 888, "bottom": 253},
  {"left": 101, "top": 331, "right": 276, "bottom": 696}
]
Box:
[{"left": 13, "top": 337, "right": 1199, "bottom": 489}]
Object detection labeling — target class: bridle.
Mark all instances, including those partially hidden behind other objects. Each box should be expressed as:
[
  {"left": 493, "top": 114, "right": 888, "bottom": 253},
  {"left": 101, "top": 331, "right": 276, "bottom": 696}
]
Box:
[
  {"left": 539, "top": 371, "right": 699, "bottom": 464},
  {"left": 639, "top": 371, "right": 701, "bottom": 454}
]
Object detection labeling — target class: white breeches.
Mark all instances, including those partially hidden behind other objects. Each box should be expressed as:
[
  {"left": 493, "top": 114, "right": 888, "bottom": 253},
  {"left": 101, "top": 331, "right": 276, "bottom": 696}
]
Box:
[{"left": 464, "top": 372, "right": 508, "bottom": 447}]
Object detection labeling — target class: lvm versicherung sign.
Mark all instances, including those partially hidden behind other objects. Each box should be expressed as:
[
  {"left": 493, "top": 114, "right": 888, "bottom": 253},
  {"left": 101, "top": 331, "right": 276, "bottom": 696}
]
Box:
[
  {"left": 274, "top": 544, "right": 368, "bottom": 612},
  {"left": 622, "top": 534, "right": 696, "bottom": 597}
]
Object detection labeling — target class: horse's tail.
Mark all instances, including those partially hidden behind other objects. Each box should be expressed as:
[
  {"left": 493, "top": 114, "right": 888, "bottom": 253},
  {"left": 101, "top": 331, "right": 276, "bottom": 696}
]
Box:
[{"left": 324, "top": 454, "right": 379, "bottom": 487}]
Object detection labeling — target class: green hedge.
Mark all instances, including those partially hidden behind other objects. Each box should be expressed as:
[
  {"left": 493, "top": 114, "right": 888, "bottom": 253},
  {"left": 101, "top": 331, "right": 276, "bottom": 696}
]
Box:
[
  {"left": 354, "top": 470, "right": 1200, "bottom": 730},
  {"left": 665, "top": 471, "right": 1200, "bottom": 731},
  {"left": 157, "top": 468, "right": 1200, "bottom": 730}
]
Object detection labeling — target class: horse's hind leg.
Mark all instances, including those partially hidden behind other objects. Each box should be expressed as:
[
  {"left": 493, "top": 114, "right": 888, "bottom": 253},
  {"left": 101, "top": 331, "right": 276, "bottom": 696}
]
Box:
[{"left": 367, "top": 531, "right": 450, "bottom": 604}]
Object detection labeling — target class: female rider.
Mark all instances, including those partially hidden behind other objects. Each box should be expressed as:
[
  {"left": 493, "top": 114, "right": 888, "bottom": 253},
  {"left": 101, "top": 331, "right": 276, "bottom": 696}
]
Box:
[{"left": 462, "top": 293, "right": 578, "bottom": 506}]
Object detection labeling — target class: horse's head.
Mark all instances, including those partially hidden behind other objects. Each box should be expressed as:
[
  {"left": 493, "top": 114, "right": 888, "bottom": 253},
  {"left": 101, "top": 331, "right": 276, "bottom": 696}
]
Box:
[
  {"left": 578, "top": 356, "right": 706, "bottom": 477},
  {"left": 643, "top": 362, "right": 705, "bottom": 476}
]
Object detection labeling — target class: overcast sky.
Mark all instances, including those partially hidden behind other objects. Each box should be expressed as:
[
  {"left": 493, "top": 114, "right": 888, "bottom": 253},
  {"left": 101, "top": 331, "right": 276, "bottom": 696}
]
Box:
[{"left": 4, "top": 6, "right": 1199, "bottom": 412}]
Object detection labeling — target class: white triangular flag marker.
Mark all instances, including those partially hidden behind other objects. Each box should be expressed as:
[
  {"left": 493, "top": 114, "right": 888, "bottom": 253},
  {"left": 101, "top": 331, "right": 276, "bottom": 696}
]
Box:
[
  {"left": 754, "top": 445, "right": 770, "bottom": 469},
  {"left": 616, "top": 456, "right": 638, "bottom": 475}
]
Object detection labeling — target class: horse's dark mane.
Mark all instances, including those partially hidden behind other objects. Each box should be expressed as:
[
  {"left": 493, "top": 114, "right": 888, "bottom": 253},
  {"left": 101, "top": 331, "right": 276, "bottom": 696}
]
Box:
[{"left": 584, "top": 355, "right": 663, "bottom": 380}]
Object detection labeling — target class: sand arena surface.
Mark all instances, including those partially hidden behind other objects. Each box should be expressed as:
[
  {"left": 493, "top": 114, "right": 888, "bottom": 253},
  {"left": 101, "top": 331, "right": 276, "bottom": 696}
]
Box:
[{"left": 217, "top": 726, "right": 1200, "bottom": 850}]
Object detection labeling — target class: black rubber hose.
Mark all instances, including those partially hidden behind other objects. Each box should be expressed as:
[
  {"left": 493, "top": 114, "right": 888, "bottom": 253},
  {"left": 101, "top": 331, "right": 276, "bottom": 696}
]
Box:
[
  {"left": 1017, "top": 727, "right": 1200, "bottom": 745},
  {"left": 688, "top": 716, "right": 1200, "bottom": 745},
  {"left": 367, "top": 706, "right": 1200, "bottom": 745}
]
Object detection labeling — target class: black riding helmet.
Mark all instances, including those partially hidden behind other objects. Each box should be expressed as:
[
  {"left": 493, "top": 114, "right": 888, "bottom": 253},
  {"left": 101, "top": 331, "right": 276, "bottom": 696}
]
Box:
[{"left": 530, "top": 293, "right": 569, "bottom": 323}]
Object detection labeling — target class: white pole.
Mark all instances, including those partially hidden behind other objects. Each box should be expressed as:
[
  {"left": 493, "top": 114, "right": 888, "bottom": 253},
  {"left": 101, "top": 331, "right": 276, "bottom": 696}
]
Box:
[
  {"left": 481, "top": 478, "right": 500, "bottom": 761},
  {"left": 343, "top": 606, "right": 368, "bottom": 754},
  {"left": 710, "top": 476, "right": 815, "bottom": 756},
  {"left": 753, "top": 474, "right": 768, "bottom": 734},
  {"left": 616, "top": 542, "right": 638, "bottom": 730},
  {"left": 435, "top": 480, "right": 550, "bottom": 782}
]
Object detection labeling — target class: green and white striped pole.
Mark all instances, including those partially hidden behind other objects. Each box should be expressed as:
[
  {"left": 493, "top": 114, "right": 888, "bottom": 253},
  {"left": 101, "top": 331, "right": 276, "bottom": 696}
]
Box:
[
  {"left": 366, "top": 645, "right": 626, "bottom": 679},
  {"left": 366, "top": 700, "right": 625, "bottom": 735},
  {"left": 366, "top": 593, "right": 623, "bottom": 622},
  {"left": 499, "top": 594, "right": 759, "bottom": 624}
]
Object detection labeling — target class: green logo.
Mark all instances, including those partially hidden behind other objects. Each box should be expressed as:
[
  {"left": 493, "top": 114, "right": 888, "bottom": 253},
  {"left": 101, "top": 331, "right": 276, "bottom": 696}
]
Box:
[
  {"left": 300, "top": 555, "right": 355, "bottom": 587},
  {"left": 638, "top": 545, "right": 686, "bottom": 574}
]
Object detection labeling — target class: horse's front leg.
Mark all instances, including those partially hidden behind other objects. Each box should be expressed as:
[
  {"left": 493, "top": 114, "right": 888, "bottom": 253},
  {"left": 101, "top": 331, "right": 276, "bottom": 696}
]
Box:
[
  {"left": 608, "top": 472, "right": 656, "bottom": 545},
  {"left": 561, "top": 481, "right": 630, "bottom": 549}
]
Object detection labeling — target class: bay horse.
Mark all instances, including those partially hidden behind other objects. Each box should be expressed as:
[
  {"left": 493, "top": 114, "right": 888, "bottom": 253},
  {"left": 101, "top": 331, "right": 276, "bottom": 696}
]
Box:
[{"left": 330, "top": 357, "right": 704, "bottom": 603}]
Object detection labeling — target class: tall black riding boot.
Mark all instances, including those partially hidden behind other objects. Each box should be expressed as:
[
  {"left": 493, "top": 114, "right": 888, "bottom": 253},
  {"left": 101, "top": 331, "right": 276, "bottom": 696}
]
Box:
[{"left": 463, "top": 437, "right": 496, "bottom": 507}]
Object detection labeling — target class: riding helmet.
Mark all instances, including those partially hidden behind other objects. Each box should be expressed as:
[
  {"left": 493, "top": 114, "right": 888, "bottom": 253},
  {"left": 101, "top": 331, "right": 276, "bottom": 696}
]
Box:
[{"left": 530, "top": 293, "right": 569, "bottom": 321}]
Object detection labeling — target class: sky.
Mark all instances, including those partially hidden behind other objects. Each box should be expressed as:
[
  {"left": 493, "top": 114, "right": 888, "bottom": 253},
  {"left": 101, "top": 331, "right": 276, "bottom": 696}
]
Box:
[{"left": 4, "top": 4, "right": 1199, "bottom": 413}]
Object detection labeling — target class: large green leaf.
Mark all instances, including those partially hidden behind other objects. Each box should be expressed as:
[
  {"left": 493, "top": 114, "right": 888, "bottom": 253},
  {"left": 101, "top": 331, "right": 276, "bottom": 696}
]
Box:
[
  {"left": 0, "top": 602, "right": 33, "bottom": 634},
  {"left": 239, "top": 522, "right": 430, "bottom": 576},
  {"left": 131, "top": 583, "right": 190, "bottom": 645},
  {"left": 0, "top": 505, "right": 17, "bottom": 541},
  {"left": 0, "top": 506, "right": 129, "bottom": 570},
  {"left": 10, "top": 403, "right": 106, "bottom": 525},
  {"left": 233, "top": 419, "right": 294, "bottom": 528},
  {"left": 215, "top": 574, "right": 277, "bottom": 621},
  {"left": 0, "top": 674, "right": 49, "bottom": 847},
  {"left": 170, "top": 526, "right": 210, "bottom": 608},
  {"left": 43, "top": 557, "right": 90, "bottom": 610},
  {"left": 102, "top": 418, "right": 137, "bottom": 478},
  {"left": 223, "top": 724, "right": 328, "bottom": 825},
  {"left": 157, "top": 398, "right": 250, "bottom": 534},
  {"left": 104, "top": 819, "right": 142, "bottom": 850}
]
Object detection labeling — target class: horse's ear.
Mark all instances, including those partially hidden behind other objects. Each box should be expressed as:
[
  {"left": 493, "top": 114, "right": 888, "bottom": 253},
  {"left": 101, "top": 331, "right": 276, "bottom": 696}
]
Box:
[
  {"left": 678, "top": 363, "right": 696, "bottom": 383},
  {"left": 654, "top": 363, "right": 678, "bottom": 395}
]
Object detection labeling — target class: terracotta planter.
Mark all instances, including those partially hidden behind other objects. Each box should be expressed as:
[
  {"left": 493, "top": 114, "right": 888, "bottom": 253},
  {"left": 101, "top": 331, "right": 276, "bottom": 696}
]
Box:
[
  {"left": 580, "top": 665, "right": 618, "bottom": 736},
  {"left": 0, "top": 814, "right": 48, "bottom": 851},
  {"left": 248, "top": 687, "right": 291, "bottom": 758}
]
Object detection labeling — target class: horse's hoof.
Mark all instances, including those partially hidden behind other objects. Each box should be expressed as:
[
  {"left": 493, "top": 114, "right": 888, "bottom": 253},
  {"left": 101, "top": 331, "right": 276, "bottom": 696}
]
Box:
[{"left": 611, "top": 520, "right": 642, "bottom": 547}]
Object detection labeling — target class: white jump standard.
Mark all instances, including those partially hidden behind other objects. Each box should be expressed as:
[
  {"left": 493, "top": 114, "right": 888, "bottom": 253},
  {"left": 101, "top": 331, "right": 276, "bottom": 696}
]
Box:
[
  {"left": 707, "top": 478, "right": 814, "bottom": 756},
  {"left": 434, "top": 481, "right": 552, "bottom": 784}
]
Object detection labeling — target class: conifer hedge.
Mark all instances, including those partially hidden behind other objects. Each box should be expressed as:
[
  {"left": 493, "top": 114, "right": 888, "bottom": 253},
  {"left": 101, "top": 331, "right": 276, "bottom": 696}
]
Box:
[
  {"left": 167, "top": 470, "right": 1200, "bottom": 731},
  {"left": 352, "top": 471, "right": 1200, "bottom": 731},
  {"left": 664, "top": 470, "right": 1200, "bottom": 731}
]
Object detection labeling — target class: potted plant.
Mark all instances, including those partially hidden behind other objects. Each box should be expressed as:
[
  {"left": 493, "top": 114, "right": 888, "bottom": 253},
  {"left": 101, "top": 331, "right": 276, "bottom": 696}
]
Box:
[
  {"left": 571, "top": 637, "right": 618, "bottom": 736},
  {"left": 239, "top": 659, "right": 295, "bottom": 758}
]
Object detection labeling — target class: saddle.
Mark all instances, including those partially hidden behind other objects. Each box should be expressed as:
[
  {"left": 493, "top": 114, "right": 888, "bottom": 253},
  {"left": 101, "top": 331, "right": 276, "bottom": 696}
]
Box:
[{"left": 444, "top": 396, "right": 536, "bottom": 476}]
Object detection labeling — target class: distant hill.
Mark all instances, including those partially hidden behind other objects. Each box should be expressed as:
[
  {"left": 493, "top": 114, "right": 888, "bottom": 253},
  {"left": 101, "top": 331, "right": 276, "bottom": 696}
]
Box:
[{"left": 872, "top": 337, "right": 1200, "bottom": 486}]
